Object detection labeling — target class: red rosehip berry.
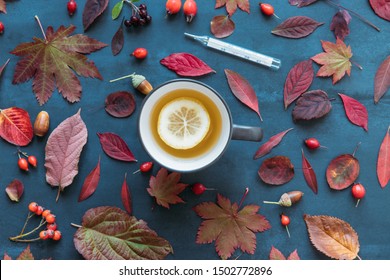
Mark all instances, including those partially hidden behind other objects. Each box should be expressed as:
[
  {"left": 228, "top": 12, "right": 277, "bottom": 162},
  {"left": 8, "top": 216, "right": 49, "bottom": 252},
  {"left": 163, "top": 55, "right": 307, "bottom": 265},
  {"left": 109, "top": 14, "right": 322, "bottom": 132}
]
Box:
[{"left": 67, "top": 0, "right": 77, "bottom": 16}]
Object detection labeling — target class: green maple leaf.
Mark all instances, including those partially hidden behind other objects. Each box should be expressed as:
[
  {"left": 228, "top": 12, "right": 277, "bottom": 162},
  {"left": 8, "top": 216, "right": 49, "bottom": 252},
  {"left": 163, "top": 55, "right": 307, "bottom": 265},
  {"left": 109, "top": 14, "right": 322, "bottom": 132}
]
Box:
[
  {"left": 147, "top": 168, "right": 188, "bottom": 209},
  {"left": 215, "top": 0, "right": 250, "bottom": 16},
  {"left": 193, "top": 193, "right": 271, "bottom": 259},
  {"left": 11, "top": 24, "right": 107, "bottom": 105},
  {"left": 311, "top": 38, "right": 353, "bottom": 84}
]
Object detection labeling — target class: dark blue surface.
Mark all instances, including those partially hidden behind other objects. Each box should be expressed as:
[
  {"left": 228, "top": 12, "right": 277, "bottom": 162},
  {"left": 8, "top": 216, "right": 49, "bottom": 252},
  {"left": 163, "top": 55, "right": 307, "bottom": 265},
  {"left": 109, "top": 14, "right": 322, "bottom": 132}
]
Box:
[{"left": 0, "top": 1, "right": 389, "bottom": 260}]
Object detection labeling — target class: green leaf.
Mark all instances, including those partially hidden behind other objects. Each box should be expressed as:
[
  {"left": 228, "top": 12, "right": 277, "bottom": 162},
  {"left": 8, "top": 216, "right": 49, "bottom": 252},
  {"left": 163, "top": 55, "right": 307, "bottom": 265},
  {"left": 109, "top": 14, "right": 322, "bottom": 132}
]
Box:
[
  {"left": 73, "top": 206, "right": 173, "bottom": 260},
  {"left": 112, "top": 1, "right": 124, "bottom": 20}
]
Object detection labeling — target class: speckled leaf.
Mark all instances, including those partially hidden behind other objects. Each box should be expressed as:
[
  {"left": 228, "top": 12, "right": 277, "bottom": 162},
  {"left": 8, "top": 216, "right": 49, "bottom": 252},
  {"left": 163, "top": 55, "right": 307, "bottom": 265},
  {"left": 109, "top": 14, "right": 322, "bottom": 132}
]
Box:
[
  {"left": 97, "top": 132, "right": 136, "bottom": 162},
  {"left": 374, "top": 56, "right": 390, "bottom": 104},
  {"left": 271, "top": 16, "right": 323, "bottom": 39},
  {"left": 45, "top": 109, "right": 88, "bottom": 195},
  {"left": 78, "top": 157, "right": 101, "bottom": 202},
  {"left": 225, "top": 69, "right": 262, "bottom": 121},
  {"left": 73, "top": 206, "right": 173, "bottom": 260},
  {"left": 215, "top": 0, "right": 250, "bottom": 16},
  {"left": 284, "top": 60, "right": 314, "bottom": 109},
  {"left": 5, "top": 179, "right": 24, "bottom": 202},
  {"left": 0, "top": 107, "right": 33, "bottom": 146},
  {"left": 292, "top": 90, "right": 332, "bottom": 121},
  {"left": 326, "top": 154, "right": 360, "bottom": 190},
  {"left": 369, "top": 0, "right": 390, "bottom": 21},
  {"left": 194, "top": 193, "right": 271, "bottom": 260},
  {"left": 258, "top": 156, "right": 294, "bottom": 185},
  {"left": 121, "top": 174, "right": 132, "bottom": 215},
  {"left": 210, "top": 15, "right": 235, "bottom": 38},
  {"left": 253, "top": 128, "right": 293, "bottom": 159},
  {"left": 304, "top": 215, "right": 360, "bottom": 260},
  {"left": 302, "top": 149, "right": 318, "bottom": 194},
  {"left": 289, "top": 0, "right": 319, "bottom": 7},
  {"left": 82, "top": 0, "right": 109, "bottom": 31},
  {"left": 330, "top": 10, "right": 351, "bottom": 40},
  {"left": 104, "top": 91, "right": 136, "bottom": 118},
  {"left": 111, "top": 23, "right": 124, "bottom": 56},
  {"left": 160, "top": 53, "right": 216, "bottom": 77},
  {"left": 377, "top": 126, "right": 390, "bottom": 188},
  {"left": 338, "top": 93, "right": 368, "bottom": 131}
]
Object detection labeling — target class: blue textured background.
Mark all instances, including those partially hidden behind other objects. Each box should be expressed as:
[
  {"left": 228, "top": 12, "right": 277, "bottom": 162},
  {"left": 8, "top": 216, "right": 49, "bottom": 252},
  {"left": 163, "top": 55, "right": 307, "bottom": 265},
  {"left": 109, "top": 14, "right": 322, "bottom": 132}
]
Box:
[{"left": 0, "top": 0, "right": 389, "bottom": 260}]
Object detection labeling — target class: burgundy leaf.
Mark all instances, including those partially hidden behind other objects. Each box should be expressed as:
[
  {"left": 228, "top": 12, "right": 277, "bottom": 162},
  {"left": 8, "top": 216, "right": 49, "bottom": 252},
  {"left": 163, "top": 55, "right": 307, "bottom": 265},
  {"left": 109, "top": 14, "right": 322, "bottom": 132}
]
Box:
[
  {"left": 160, "top": 53, "right": 216, "bottom": 77},
  {"left": 369, "top": 0, "right": 390, "bottom": 21},
  {"left": 104, "top": 91, "right": 136, "bottom": 118},
  {"left": 5, "top": 179, "right": 24, "bottom": 202},
  {"left": 374, "top": 55, "right": 390, "bottom": 104},
  {"left": 82, "top": 0, "right": 109, "bottom": 31},
  {"left": 272, "top": 16, "right": 324, "bottom": 39},
  {"left": 338, "top": 93, "right": 368, "bottom": 131},
  {"left": 111, "top": 23, "right": 124, "bottom": 56},
  {"left": 225, "top": 69, "right": 262, "bottom": 121},
  {"left": 326, "top": 154, "right": 360, "bottom": 190},
  {"left": 377, "top": 126, "right": 390, "bottom": 188},
  {"left": 253, "top": 128, "right": 293, "bottom": 159},
  {"left": 284, "top": 60, "right": 314, "bottom": 109},
  {"left": 0, "top": 58, "right": 10, "bottom": 78},
  {"left": 330, "top": 10, "right": 351, "bottom": 40},
  {"left": 289, "top": 0, "right": 319, "bottom": 7},
  {"left": 121, "top": 173, "right": 132, "bottom": 215},
  {"left": 78, "top": 157, "right": 101, "bottom": 202},
  {"left": 292, "top": 90, "right": 332, "bottom": 121},
  {"left": 302, "top": 149, "right": 318, "bottom": 194},
  {"left": 97, "top": 132, "right": 136, "bottom": 162},
  {"left": 258, "top": 156, "right": 294, "bottom": 185},
  {"left": 210, "top": 15, "right": 235, "bottom": 38}
]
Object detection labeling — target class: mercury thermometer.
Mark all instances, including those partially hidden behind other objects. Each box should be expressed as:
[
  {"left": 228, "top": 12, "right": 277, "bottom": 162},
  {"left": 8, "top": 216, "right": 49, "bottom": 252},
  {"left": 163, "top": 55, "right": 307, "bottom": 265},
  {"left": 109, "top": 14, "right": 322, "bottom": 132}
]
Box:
[{"left": 184, "top": 33, "right": 281, "bottom": 70}]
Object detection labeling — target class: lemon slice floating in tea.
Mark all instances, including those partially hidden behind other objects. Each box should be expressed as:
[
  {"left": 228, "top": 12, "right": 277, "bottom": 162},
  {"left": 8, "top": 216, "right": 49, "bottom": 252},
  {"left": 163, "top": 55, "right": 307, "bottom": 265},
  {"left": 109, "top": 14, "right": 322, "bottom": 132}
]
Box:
[{"left": 157, "top": 97, "right": 210, "bottom": 150}]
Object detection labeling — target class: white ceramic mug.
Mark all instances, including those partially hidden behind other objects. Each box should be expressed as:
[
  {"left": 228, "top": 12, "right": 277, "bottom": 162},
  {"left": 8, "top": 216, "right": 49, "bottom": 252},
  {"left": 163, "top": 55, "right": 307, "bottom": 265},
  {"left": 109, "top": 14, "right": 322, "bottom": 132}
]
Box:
[{"left": 138, "top": 79, "right": 263, "bottom": 172}]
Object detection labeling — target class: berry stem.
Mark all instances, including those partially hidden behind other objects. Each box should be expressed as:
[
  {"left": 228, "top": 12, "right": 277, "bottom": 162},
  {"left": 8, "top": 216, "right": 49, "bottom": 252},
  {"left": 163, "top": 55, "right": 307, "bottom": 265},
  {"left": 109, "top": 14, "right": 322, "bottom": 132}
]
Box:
[
  {"left": 124, "top": 0, "right": 140, "bottom": 14},
  {"left": 238, "top": 187, "right": 249, "bottom": 209},
  {"left": 10, "top": 237, "right": 41, "bottom": 243},
  {"left": 285, "top": 225, "right": 291, "bottom": 238},
  {"left": 34, "top": 15, "right": 47, "bottom": 41},
  {"left": 9, "top": 218, "right": 46, "bottom": 241},
  {"left": 352, "top": 142, "right": 361, "bottom": 157},
  {"left": 324, "top": 0, "right": 380, "bottom": 32},
  {"left": 355, "top": 199, "right": 360, "bottom": 208},
  {"left": 19, "top": 212, "right": 35, "bottom": 235}
]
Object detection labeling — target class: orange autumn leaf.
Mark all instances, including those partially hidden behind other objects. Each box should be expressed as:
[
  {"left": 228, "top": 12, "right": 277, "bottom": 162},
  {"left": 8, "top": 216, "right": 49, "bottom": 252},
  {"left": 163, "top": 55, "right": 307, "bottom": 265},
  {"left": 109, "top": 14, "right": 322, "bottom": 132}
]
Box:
[
  {"left": 304, "top": 214, "right": 360, "bottom": 260},
  {"left": 311, "top": 38, "right": 353, "bottom": 84}
]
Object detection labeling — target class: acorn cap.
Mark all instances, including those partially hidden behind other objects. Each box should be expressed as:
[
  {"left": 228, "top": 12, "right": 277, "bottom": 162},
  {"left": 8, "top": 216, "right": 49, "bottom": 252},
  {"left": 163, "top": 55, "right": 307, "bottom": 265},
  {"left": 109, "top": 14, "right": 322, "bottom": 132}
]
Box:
[{"left": 130, "top": 73, "right": 146, "bottom": 88}]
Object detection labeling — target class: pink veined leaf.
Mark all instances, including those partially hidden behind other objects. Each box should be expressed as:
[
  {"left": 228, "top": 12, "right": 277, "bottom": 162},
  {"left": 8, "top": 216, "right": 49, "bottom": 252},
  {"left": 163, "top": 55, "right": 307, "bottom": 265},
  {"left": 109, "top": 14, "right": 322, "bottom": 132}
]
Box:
[
  {"left": 338, "top": 93, "right": 368, "bottom": 131},
  {"left": 160, "top": 53, "right": 216, "bottom": 77},
  {"left": 253, "top": 128, "right": 293, "bottom": 159},
  {"left": 284, "top": 60, "right": 314, "bottom": 109},
  {"left": 78, "top": 156, "right": 101, "bottom": 202},
  {"left": 225, "top": 69, "right": 262, "bottom": 121},
  {"left": 374, "top": 56, "right": 390, "bottom": 104},
  {"left": 302, "top": 149, "right": 318, "bottom": 194},
  {"left": 5, "top": 179, "right": 24, "bottom": 202},
  {"left": 97, "top": 132, "right": 137, "bottom": 162},
  {"left": 45, "top": 109, "right": 88, "bottom": 200},
  {"left": 271, "top": 16, "right": 324, "bottom": 39},
  {"left": 330, "top": 10, "right": 351, "bottom": 40},
  {"left": 121, "top": 173, "right": 132, "bottom": 215},
  {"left": 377, "top": 126, "right": 390, "bottom": 188}
]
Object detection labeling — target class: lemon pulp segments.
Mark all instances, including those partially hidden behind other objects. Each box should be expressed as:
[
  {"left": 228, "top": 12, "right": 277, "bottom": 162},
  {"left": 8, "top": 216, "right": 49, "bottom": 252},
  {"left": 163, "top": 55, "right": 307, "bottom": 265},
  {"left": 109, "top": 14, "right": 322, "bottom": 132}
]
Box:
[{"left": 157, "top": 97, "right": 210, "bottom": 150}]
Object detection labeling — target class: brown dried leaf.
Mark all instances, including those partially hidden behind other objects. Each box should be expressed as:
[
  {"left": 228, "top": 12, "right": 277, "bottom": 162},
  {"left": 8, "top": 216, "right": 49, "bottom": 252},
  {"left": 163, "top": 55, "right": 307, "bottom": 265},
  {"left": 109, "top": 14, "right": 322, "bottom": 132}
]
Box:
[{"left": 304, "top": 214, "right": 360, "bottom": 260}]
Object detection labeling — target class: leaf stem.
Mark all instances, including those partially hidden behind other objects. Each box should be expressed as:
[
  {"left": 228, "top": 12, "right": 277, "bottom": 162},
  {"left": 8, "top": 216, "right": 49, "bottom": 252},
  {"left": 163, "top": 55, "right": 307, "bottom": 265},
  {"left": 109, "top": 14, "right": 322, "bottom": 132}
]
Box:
[
  {"left": 238, "top": 187, "right": 249, "bottom": 209},
  {"left": 352, "top": 142, "right": 361, "bottom": 157},
  {"left": 34, "top": 15, "right": 47, "bottom": 41},
  {"left": 324, "top": 0, "right": 380, "bottom": 32},
  {"left": 351, "top": 60, "right": 363, "bottom": 70},
  {"left": 55, "top": 187, "right": 61, "bottom": 202},
  {"left": 356, "top": 254, "right": 362, "bottom": 260},
  {"left": 263, "top": 201, "right": 280, "bottom": 205},
  {"left": 70, "top": 223, "right": 82, "bottom": 228}
]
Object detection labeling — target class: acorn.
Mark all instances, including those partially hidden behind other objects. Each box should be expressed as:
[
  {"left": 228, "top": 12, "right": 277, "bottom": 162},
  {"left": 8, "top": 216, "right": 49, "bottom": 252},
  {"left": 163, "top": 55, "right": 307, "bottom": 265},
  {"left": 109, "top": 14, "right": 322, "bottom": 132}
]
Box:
[
  {"left": 33, "top": 111, "right": 50, "bottom": 137},
  {"left": 109, "top": 72, "right": 153, "bottom": 95},
  {"left": 263, "top": 191, "right": 304, "bottom": 207}
]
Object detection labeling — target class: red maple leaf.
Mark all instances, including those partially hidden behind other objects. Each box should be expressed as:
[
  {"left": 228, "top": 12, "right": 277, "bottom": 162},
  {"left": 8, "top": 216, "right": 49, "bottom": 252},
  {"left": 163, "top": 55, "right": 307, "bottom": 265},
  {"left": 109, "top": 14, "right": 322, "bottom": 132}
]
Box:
[
  {"left": 193, "top": 193, "right": 271, "bottom": 259},
  {"left": 147, "top": 168, "right": 188, "bottom": 209},
  {"left": 11, "top": 24, "right": 107, "bottom": 105},
  {"left": 215, "top": 0, "right": 250, "bottom": 16}
]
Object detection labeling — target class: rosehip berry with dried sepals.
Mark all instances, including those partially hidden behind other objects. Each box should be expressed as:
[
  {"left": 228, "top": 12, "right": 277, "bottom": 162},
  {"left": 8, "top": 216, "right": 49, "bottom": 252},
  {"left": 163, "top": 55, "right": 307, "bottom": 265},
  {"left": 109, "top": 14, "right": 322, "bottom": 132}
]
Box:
[
  {"left": 46, "top": 229, "right": 55, "bottom": 239},
  {"left": 52, "top": 230, "right": 62, "bottom": 241},
  {"left": 47, "top": 222, "right": 57, "bottom": 231},
  {"left": 28, "top": 202, "right": 39, "bottom": 213},
  {"left": 0, "top": 22, "right": 4, "bottom": 34},
  {"left": 131, "top": 47, "right": 148, "bottom": 59},
  {"left": 191, "top": 183, "right": 216, "bottom": 195},
  {"left": 35, "top": 205, "right": 44, "bottom": 215},
  {"left": 28, "top": 155, "right": 37, "bottom": 167},
  {"left": 183, "top": 0, "right": 197, "bottom": 23},
  {"left": 259, "top": 3, "right": 280, "bottom": 18},
  {"left": 45, "top": 214, "right": 56, "bottom": 224},
  {"left": 18, "top": 158, "right": 29, "bottom": 171},
  {"left": 304, "top": 137, "right": 326, "bottom": 150},
  {"left": 166, "top": 0, "right": 182, "bottom": 15},
  {"left": 39, "top": 230, "right": 49, "bottom": 240},
  {"left": 133, "top": 161, "right": 153, "bottom": 174},
  {"left": 280, "top": 213, "right": 291, "bottom": 238},
  {"left": 67, "top": 0, "right": 77, "bottom": 16},
  {"left": 351, "top": 183, "right": 366, "bottom": 207}
]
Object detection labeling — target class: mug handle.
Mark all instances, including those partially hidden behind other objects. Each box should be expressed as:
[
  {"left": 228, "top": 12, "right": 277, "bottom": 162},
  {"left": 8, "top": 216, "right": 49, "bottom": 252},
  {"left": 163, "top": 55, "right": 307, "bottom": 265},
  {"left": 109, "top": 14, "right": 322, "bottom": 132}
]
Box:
[{"left": 232, "top": 124, "right": 263, "bottom": 142}]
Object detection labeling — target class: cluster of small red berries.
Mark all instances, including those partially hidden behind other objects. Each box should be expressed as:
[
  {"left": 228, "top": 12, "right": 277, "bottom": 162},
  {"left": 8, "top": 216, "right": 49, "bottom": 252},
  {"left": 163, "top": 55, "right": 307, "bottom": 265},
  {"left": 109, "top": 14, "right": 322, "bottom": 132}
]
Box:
[
  {"left": 124, "top": 3, "right": 152, "bottom": 28},
  {"left": 28, "top": 202, "right": 62, "bottom": 241},
  {"left": 17, "top": 149, "right": 37, "bottom": 171},
  {"left": 67, "top": 0, "right": 77, "bottom": 16}
]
